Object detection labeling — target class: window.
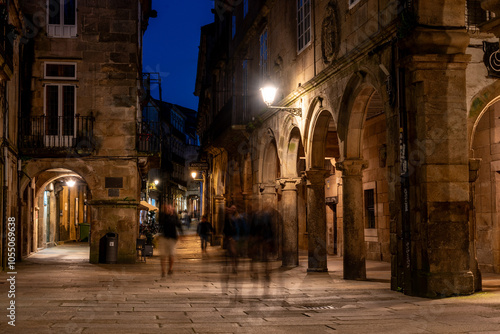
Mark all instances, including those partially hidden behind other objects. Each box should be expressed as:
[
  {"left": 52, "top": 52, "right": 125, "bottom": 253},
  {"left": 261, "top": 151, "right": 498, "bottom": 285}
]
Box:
[
  {"left": 232, "top": 14, "right": 236, "bottom": 39},
  {"left": 466, "top": 0, "right": 493, "bottom": 32},
  {"left": 244, "top": 0, "right": 248, "bottom": 17},
  {"left": 349, "top": 0, "right": 361, "bottom": 8},
  {"left": 364, "top": 189, "right": 376, "bottom": 229},
  {"left": 297, "top": 0, "right": 311, "bottom": 52},
  {"left": 43, "top": 62, "right": 77, "bottom": 143},
  {"left": 45, "top": 85, "right": 76, "bottom": 136},
  {"left": 260, "top": 29, "right": 268, "bottom": 78},
  {"left": 47, "top": 0, "right": 77, "bottom": 38},
  {"left": 45, "top": 62, "right": 77, "bottom": 80}
]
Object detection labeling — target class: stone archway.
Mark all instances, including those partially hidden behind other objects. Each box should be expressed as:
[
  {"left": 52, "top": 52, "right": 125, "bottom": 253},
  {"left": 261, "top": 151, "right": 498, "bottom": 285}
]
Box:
[
  {"left": 470, "top": 93, "right": 500, "bottom": 277},
  {"left": 19, "top": 166, "right": 93, "bottom": 260},
  {"left": 21, "top": 158, "right": 142, "bottom": 264},
  {"left": 336, "top": 70, "right": 391, "bottom": 281},
  {"left": 305, "top": 108, "right": 337, "bottom": 272}
]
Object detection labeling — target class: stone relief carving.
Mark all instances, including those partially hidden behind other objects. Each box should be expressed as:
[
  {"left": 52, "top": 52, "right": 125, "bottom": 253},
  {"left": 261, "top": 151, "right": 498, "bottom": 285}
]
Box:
[{"left": 321, "top": 1, "right": 341, "bottom": 64}]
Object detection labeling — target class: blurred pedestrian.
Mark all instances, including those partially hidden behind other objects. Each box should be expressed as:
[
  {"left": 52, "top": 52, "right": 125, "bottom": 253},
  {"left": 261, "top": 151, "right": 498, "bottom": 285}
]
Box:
[
  {"left": 158, "top": 204, "right": 183, "bottom": 277},
  {"left": 181, "top": 210, "right": 190, "bottom": 229},
  {"left": 223, "top": 205, "right": 239, "bottom": 273},
  {"left": 197, "top": 214, "right": 214, "bottom": 253},
  {"left": 249, "top": 204, "right": 276, "bottom": 280}
]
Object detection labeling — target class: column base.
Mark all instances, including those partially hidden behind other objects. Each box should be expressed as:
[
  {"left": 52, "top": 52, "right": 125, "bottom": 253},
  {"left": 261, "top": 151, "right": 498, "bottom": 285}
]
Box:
[
  {"left": 412, "top": 271, "right": 475, "bottom": 298},
  {"left": 307, "top": 268, "right": 328, "bottom": 273}
]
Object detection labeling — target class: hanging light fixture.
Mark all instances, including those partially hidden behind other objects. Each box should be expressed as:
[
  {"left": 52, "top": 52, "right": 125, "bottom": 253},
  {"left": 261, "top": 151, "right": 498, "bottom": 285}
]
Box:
[
  {"left": 66, "top": 179, "right": 76, "bottom": 187},
  {"left": 260, "top": 83, "right": 302, "bottom": 117}
]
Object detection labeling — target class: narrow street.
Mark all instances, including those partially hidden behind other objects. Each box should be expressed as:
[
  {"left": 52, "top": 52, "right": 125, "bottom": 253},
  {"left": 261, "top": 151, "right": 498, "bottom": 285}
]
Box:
[{"left": 1, "top": 232, "right": 500, "bottom": 333}]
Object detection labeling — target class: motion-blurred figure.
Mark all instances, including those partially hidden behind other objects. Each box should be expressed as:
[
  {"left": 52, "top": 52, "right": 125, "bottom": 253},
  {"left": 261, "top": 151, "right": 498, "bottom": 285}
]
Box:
[{"left": 158, "top": 204, "right": 183, "bottom": 277}]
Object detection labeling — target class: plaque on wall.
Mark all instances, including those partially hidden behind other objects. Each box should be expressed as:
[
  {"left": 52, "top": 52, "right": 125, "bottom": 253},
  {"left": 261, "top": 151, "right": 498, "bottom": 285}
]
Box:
[{"left": 105, "top": 177, "right": 123, "bottom": 188}]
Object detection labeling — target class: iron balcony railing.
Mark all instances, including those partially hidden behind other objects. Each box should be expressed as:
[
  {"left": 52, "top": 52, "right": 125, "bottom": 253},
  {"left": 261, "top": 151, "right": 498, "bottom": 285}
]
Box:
[
  {"left": 19, "top": 114, "right": 95, "bottom": 156},
  {"left": 137, "top": 121, "right": 161, "bottom": 154}
]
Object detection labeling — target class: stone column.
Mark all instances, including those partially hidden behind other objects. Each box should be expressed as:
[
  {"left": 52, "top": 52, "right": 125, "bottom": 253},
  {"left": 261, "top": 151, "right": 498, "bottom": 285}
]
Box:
[
  {"left": 279, "top": 178, "right": 300, "bottom": 268},
  {"left": 213, "top": 195, "right": 225, "bottom": 246},
  {"left": 403, "top": 54, "right": 474, "bottom": 297},
  {"left": 49, "top": 190, "right": 57, "bottom": 246},
  {"left": 305, "top": 169, "right": 329, "bottom": 272},
  {"left": 336, "top": 159, "right": 368, "bottom": 280}
]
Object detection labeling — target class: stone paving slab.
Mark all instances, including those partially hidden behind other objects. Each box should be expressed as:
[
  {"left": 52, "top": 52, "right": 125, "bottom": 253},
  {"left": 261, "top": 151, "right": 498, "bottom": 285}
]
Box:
[{"left": 2, "top": 237, "right": 500, "bottom": 333}]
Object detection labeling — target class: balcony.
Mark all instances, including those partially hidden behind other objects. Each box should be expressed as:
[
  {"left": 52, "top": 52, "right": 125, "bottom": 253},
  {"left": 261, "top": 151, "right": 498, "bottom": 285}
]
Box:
[
  {"left": 19, "top": 114, "right": 95, "bottom": 157},
  {"left": 137, "top": 121, "right": 161, "bottom": 154}
]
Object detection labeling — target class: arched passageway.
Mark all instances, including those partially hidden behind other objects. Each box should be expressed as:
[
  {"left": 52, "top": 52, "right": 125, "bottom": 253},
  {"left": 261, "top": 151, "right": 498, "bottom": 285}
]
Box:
[
  {"left": 471, "top": 97, "right": 500, "bottom": 275},
  {"left": 20, "top": 168, "right": 91, "bottom": 260}
]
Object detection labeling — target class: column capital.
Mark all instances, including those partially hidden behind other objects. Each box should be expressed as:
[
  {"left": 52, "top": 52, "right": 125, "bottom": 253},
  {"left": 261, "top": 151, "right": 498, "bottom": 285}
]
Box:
[
  {"left": 278, "top": 177, "right": 302, "bottom": 191},
  {"left": 305, "top": 169, "right": 330, "bottom": 185},
  {"left": 335, "top": 159, "right": 368, "bottom": 177}
]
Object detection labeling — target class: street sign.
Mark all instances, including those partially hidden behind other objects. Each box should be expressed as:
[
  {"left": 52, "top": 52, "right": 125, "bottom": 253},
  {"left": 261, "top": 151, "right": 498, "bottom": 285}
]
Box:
[{"left": 189, "top": 161, "right": 209, "bottom": 170}]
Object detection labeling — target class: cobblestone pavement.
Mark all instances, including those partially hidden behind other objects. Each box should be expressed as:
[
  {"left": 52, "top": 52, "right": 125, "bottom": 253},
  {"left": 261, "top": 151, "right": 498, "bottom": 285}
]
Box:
[{"left": 1, "top": 233, "right": 500, "bottom": 333}]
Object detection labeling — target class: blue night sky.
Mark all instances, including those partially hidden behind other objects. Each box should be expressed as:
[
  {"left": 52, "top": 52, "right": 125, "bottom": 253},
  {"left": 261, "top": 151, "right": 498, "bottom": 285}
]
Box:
[{"left": 143, "top": 1, "right": 215, "bottom": 111}]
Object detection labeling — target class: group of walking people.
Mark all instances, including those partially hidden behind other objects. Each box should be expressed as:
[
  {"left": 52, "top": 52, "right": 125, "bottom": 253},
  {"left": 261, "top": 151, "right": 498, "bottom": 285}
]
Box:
[{"left": 155, "top": 202, "right": 277, "bottom": 278}]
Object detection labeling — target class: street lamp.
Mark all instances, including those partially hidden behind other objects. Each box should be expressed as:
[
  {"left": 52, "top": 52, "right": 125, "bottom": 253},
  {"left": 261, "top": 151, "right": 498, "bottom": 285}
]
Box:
[
  {"left": 191, "top": 171, "right": 197, "bottom": 179},
  {"left": 260, "top": 84, "right": 302, "bottom": 117}
]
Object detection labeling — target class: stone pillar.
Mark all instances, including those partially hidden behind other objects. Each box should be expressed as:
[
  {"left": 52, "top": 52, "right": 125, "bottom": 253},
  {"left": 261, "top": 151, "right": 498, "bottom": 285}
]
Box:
[
  {"left": 214, "top": 195, "right": 225, "bottom": 246},
  {"left": 403, "top": 53, "right": 474, "bottom": 297},
  {"left": 336, "top": 159, "right": 368, "bottom": 280},
  {"left": 305, "top": 169, "right": 329, "bottom": 272},
  {"left": 279, "top": 178, "right": 300, "bottom": 268},
  {"left": 88, "top": 201, "right": 139, "bottom": 264},
  {"left": 49, "top": 190, "right": 57, "bottom": 246}
]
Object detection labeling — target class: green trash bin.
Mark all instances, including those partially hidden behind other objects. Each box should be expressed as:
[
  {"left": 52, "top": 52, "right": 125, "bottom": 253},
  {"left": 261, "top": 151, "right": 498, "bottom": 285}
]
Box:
[{"left": 79, "top": 223, "right": 90, "bottom": 242}]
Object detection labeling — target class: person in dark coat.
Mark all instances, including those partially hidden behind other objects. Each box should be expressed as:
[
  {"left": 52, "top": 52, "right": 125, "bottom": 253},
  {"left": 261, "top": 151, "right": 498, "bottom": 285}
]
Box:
[
  {"left": 158, "top": 204, "right": 183, "bottom": 277},
  {"left": 197, "top": 214, "right": 214, "bottom": 253}
]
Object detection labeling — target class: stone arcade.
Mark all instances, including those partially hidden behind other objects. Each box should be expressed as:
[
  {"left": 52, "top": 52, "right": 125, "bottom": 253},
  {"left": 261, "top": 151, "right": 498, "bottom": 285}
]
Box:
[{"left": 195, "top": 0, "right": 500, "bottom": 297}]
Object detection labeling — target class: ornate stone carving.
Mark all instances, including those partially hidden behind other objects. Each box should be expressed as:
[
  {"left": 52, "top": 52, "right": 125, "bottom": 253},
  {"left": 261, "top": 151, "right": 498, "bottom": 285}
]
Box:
[
  {"left": 483, "top": 41, "right": 500, "bottom": 78},
  {"left": 321, "top": 1, "right": 341, "bottom": 64}
]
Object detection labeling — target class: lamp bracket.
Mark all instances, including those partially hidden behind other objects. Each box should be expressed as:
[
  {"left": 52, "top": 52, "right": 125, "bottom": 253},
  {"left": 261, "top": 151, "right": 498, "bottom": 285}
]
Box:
[{"left": 268, "top": 106, "right": 302, "bottom": 117}]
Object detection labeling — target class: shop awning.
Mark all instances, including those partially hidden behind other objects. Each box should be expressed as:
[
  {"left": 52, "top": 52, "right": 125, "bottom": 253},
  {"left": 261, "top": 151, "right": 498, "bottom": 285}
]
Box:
[{"left": 139, "top": 201, "right": 158, "bottom": 211}]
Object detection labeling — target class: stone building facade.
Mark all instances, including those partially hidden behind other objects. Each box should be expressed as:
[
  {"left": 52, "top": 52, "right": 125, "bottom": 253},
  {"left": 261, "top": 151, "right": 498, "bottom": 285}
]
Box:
[
  {"left": 0, "top": 0, "right": 156, "bottom": 265},
  {"left": 196, "top": 0, "right": 500, "bottom": 297},
  {"left": 0, "top": 0, "right": 23, "bottom": 269}
]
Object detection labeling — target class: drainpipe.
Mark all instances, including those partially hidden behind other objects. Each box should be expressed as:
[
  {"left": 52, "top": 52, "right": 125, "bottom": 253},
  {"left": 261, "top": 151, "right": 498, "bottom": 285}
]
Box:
[{"left": 396, "top": 40, "right": 411, "bottom": 295}]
